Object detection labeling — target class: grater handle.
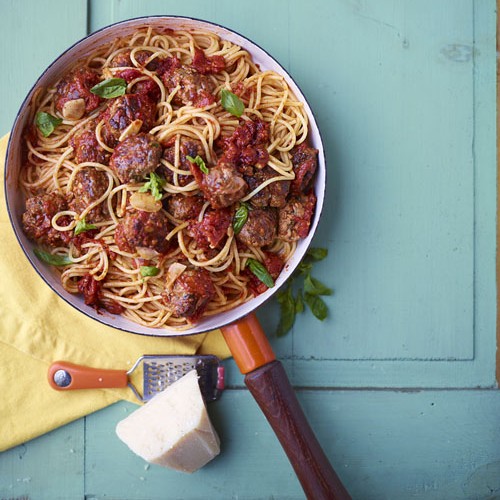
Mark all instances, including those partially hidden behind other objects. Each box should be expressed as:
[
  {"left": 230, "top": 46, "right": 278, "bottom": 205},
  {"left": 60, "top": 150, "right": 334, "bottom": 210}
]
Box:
[
  {"left": 48, "top": 361, "right": 128, "bottom": 391},
  {"left": 221, "top": 313, "right": 351, "bottom": 500}
]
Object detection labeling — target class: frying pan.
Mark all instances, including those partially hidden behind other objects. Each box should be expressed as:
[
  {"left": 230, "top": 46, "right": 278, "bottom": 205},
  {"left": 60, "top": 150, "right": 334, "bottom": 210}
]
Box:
[{"left": 4, "top": 16, "right": 350, "bottom": 499}]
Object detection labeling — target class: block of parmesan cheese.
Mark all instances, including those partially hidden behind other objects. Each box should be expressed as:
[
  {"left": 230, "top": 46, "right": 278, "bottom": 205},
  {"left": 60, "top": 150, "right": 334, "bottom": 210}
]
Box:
[{"left": 115, "top": 369, "right": 220, "bottom": 473}]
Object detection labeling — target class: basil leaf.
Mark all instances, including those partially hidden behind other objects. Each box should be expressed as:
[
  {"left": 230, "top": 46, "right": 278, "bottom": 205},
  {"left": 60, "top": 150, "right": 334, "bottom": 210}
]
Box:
[
  {"left": 74, "top": 218, "right": 97, "bottom": 236},
  {"left": 304, "top": 274, "right": 332, "bottom": 296},
  {"left": 233, "top": 203, "right": 249, "bottom": 234},
  {"left": 139, "top": 172, "right": 165, "bottom": 201},
  {"left": 304, "top": 293, "right": 328, "bottom": 321},
  {"left": 35, "top": 112, "right": 63, "bottom": 138},
  {"left": 220, "top": 89, "right": 245, "bottom": 117},
  {"left": 296, "top": 261, "right": 312, "bottom": 276},
  {"left": 186, "top": 155, "right": 209, "bottom": 174},
  {"left": 140, "top": 266, "right": 160, "bottom": 277},
  {"left": 247, "top": 258, "right": 274, "bottom": 288},
  {"left": 90, "top": 78, "right": 127, "bottom": 98},
  {"left": 275, "top": 287, "right": 296, "bottom": 337},
  {"left": 306, "top": 247, "right": 328, "bottom": 262},
  {"left": 295, "top": 289, "right": 305, "bottom": 313},
  {"left": 34, "top": 247, "right": 72, "bottom": 266}
]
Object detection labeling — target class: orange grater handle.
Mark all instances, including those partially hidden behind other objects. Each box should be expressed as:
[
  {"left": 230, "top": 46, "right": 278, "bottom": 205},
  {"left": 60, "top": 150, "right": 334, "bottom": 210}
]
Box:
[{"left": 48, "top": 361, "right": 128, "bottom": 391}]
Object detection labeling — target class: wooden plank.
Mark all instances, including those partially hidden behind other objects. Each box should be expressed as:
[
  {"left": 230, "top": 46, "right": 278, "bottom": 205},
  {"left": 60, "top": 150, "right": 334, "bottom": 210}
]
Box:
[
  {"left": 2, "top": 388, "right": 500, "bottom": 499},
  {"left": 0, "top": 420, "right": 85, "bottom": 500},
  {"left": 84, "top": 391, "right": 500, "bottom": 499},
  {"left": 0, "top": 0, "right": 88, "bottom": 135},
  {"left": 0, "top": 1, "right": 88, "bottom": 499},
  {"left": 288, "top": 0, "right": 476, "bottom": 362},
  {"left": 0, "top": 0, "right": 87, "bottom": 500}
]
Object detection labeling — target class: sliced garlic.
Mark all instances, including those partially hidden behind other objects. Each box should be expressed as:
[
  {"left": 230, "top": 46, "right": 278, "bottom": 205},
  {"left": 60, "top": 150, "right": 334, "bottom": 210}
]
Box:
[
  {"left": 62, "top": 98, "right": 86, "bottom": 120},
  {"left": 130, "top": 191, "right": 162, "bottom": 212},
  {"left": 165, "top": 263, "right": 187, "bottom": 290},
  {"left": 136, "top": 246, "right": 160, "bottom": 260},
  {"left": 119, "top": 119, "right": 143, "bottom": 142}
]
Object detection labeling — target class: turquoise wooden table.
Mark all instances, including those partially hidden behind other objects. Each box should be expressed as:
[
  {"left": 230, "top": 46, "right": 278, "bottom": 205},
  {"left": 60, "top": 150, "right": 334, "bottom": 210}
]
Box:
[{"left": 1, "top": 1, "right": 499, "bottom": 498}]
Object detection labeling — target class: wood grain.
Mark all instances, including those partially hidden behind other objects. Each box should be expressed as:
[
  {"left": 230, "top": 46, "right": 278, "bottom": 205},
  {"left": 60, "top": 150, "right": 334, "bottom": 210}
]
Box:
[{"left": 245, "top": 361, "right": 351, "bottom": 499}]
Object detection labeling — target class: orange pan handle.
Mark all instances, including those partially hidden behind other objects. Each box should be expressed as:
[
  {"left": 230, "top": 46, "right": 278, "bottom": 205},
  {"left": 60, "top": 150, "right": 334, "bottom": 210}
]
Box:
[
  {"left": 221, "top": 313, "right": 351, "bottom": 500},
  {"left": 48, "top": 361, "right": 128, "bottom": 391}
]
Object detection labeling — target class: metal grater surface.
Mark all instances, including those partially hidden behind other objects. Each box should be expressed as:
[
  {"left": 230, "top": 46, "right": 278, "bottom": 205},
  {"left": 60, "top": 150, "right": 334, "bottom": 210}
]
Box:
[{"left": 142, "top": 355, "right": 224, "bottom": 402}]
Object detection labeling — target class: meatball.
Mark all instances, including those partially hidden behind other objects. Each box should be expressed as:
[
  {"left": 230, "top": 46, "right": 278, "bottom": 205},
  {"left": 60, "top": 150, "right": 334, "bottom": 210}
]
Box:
[
  {"left": 109, "top": 50, "right": 135, "bottom": 68},
  {"left": 109, "top": 49, "right": 158, "bottom": 71},
  {"left": 161, "top": 268, "right": 215, "bottom": 320},
  {"left": 236, "top": 208, "right": 277, "bottom": 247},
  {"left": 290, "top": 143, "right": 318, "bottom": 195},
  {"left": 277, "top": 191, "right": 317, "bottom": 242},
  {"left": 114, "top": 210, "right": 170, "bottom": 254},
  {"left": 22, "top": 192, "right": 72, "bottom": 247},
  {"left": 245, "top": 166, "right": 290, "bottom": 208},
  {"left": 162, "top": 59, "right": 216, "bottom": 107},
  {"left": 69, "top": 121, "right": 108, "bottom": 164},
  {"left": 131, "top": 78, "right": 161, "bottom": 102},
  {"left": 101, "top": 93, "right": 157, "bottom": 146},
  {"left": 158, "top": 138, "right": 203, "bottom": 187},
  {"left": 163, "top": 137, "right": 204, "bottom": 170},
  {"left": 54, "top": 67, "right": 101, "bottom": 115},
  {"left": 190, "top": 160, "right": 248, "bottom": 209},
  {"left": 165, "top": 194, "right": 204, "bottom": 221},
  {"left": 109, "top": 133, "right": 162, "bottom": 183},
  {"left": 69, "top": 168, "right": 109, "bottom": 222}
]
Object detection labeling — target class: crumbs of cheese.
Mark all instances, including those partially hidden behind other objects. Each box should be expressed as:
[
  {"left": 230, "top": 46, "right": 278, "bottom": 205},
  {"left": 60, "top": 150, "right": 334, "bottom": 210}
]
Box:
[{"left": 115, "top": 369, "right": 220, "bottom": 473}]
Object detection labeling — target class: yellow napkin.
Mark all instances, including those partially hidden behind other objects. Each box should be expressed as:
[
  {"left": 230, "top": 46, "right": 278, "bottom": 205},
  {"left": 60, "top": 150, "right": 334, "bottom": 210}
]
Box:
[{"left": 0, "top": 134, "right": 231, "bottom": 452}]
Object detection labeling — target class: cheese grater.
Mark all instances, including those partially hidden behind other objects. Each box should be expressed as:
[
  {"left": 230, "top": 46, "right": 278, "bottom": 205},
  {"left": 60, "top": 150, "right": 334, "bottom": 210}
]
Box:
[{"left": 48, "top": 355, "right": 225, "bottom": 402}]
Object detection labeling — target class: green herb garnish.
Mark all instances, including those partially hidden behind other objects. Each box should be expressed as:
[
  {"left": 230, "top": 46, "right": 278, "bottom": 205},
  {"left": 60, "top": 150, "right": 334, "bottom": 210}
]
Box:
[
  {"left": 304, "top": 274, "right": 332, "bottom": 296},
  {"left": 275, "top": 285, "right": 296, "bottom": 337},
  {"left": 220, "top": 89, "right": 245, "bottom": 117},
  {"left": 34, "top": 247, "right": 72, "bottom": 266},
  {"left": 186, "top": 155, "right": 209, "bottom": 174},
  {"left": 247, "top": 258, "right": 275, "bottom": 289},
  {"left": 295, "top": 289, "right": 305, "bottom": 313},
  {"left": 274, "top": 247, "right": 331, "bottom": 337},
  {"left": 74, "top": 217, "right": 97, "bottom": 236},
  {"left": 90, "top": 78, "right": 127, "bottom": 99},
  {"left": 35, "top": 112, "right": 63, "bottom": 137},
  {"left": 139, "top": 172, "right": 166, "bottom": 201},
  {"left": 233, "top": 202, "right": 249, "bottom": 235},
  {"left": 140, "top": 266, "right": 160, "bottom": 277},
  {"left": 304, "top": 293, "right": 328, "bottom": 321},
  {"left": 304, "top": 247, "right": 328, "bottom": 261}
]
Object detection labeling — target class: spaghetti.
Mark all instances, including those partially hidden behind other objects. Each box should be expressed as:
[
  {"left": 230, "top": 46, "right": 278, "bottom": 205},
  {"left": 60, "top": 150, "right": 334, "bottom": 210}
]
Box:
[{"left": 20, "top": 26, "right": 318, "bottom": 330}]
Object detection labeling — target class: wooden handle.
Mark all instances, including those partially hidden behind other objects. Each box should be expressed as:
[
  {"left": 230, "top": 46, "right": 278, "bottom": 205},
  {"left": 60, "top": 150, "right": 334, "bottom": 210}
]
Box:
[
  {"left": 245, "top": 361, "right": 351, "bottom": 500},
  {"left": 221, "top": 314, "right": 350, "bottom": 499},
  {"left": 48, "top": 361, "right": 128, "bottom": 391}
]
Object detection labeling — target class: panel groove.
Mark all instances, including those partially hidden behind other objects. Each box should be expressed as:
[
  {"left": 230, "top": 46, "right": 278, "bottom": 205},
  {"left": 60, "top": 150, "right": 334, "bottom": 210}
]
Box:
[
  {"left": 223, "top": 385, "right": 500, "bottom": 392},
  {"left": 496, "top": 0, "right": 500, "bottom": 386}
]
